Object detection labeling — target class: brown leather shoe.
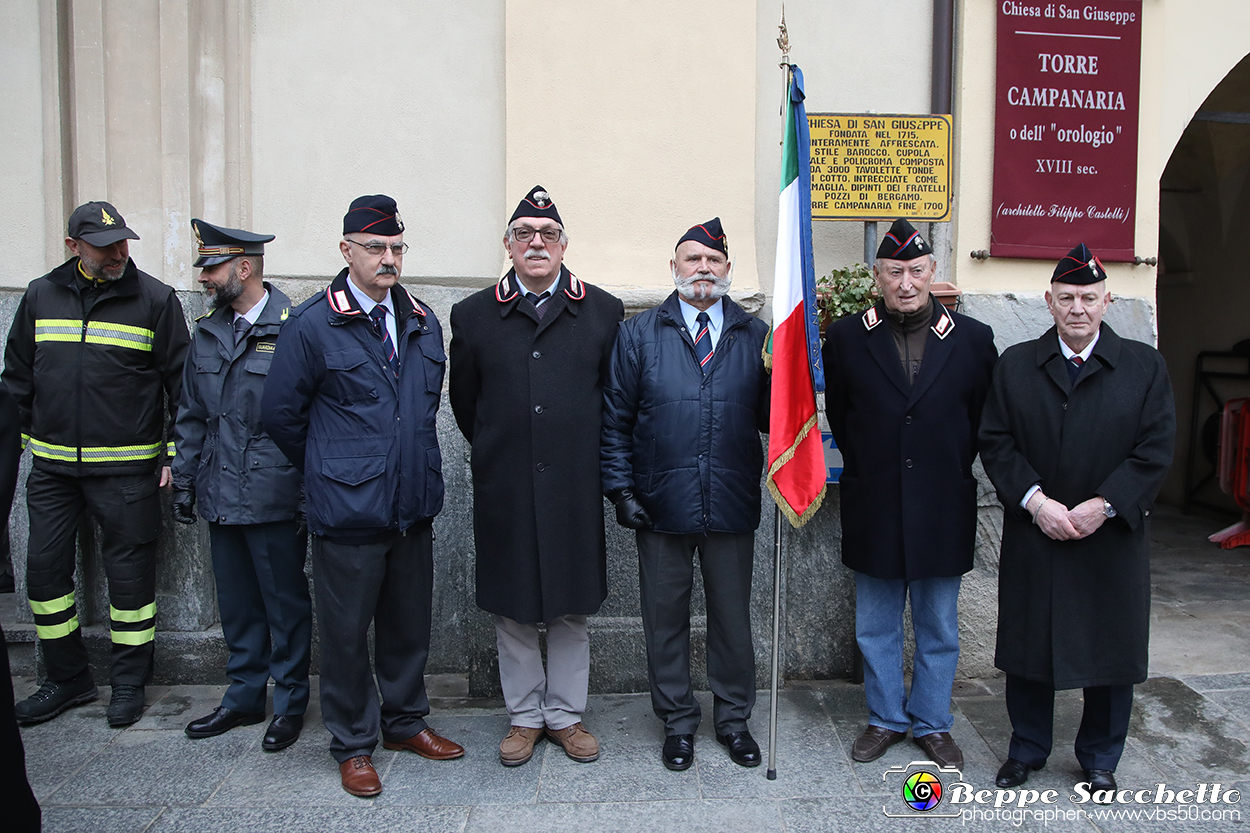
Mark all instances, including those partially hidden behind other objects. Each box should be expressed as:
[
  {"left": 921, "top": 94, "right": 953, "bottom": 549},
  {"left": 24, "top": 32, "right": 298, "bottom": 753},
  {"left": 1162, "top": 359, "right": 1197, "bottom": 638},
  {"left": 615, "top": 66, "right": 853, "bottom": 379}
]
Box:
[
  {"left": 914, "top": 731, "right": 964, "bottom": 769},
  {"left": 339, "top": 755, "right": 382, "bottom": 797},
  {"left": 545, "top": 722, "right": 600, "bottom": 763},
  {"left": 851, "top": 725, "right": 907, "bottom": 762},
  {"left": 499, "top": 725, "right": 544, "bottom": 766},
  {"left": 382, "top": 727, "right": 465, "bottom": 760}
]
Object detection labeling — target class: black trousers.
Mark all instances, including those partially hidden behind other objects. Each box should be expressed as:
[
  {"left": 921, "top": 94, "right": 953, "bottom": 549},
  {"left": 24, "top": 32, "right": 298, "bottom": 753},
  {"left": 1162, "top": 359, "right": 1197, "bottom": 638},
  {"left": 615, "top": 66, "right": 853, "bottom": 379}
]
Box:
[
  {"left": 25, "top": 468, "right": 160, "bottom": 685},
  {"left": 637, "top": 529, "right": 756, "bottom": 736},
  {"left": 209, "top": 521, "right": 311, "bottom": 716},
  {"left": 1006, "top": 673, "right": 1134, "bottom": 772},
  {"left": 311, "top": 524, "right": 433, "bottom": 763}
]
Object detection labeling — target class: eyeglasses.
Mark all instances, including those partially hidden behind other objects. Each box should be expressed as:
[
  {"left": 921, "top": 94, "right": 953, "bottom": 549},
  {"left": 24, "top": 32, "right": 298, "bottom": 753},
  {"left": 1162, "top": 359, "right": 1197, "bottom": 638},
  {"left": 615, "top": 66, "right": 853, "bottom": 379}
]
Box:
[
  {"left": 511, "top": 226, "right": 562, "bottom": 244},
  {"left": 347, "top": 240, "right": 409, "bottom": 257}
]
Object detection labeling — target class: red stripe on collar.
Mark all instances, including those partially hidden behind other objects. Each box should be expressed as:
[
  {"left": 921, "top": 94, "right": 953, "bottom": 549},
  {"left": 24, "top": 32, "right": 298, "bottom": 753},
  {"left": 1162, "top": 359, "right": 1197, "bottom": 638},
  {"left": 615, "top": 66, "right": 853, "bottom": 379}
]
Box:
[
  {"left": 563, "top": 274, "right": 585, "bottom": 300},
  {"left": 496, "top": 274, "right": 519, "bottom": 303}
]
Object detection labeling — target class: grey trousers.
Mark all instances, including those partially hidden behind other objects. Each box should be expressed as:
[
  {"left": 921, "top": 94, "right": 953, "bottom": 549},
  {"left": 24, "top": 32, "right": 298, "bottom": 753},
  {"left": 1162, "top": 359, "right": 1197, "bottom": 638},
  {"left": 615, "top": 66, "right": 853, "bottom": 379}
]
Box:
[
  {"left": 637, "top": 529, "right": 756, "bottom": 736},
  {"left": 311, "top": 525, "right": 432, "bottom": 763},
  {"left": 494, "top": 613, "right": 589, "bottom": 730}
]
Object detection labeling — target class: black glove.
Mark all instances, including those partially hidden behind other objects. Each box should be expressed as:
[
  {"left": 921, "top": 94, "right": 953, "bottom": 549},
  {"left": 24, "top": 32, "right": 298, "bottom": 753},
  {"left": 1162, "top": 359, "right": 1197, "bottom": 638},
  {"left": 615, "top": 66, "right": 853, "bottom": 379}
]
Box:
[
  {"left": 612, "top": 488, "right": 653, "bottom": 530},
  {"left": 171, "top": 488, "right": 196, "bottom": 525}
]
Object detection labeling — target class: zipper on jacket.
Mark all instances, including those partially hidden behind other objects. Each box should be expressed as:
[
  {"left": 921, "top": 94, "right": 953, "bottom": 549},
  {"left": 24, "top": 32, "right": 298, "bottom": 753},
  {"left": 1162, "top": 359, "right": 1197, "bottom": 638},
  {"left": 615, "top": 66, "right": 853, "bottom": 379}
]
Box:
[{"left": 76, "top": 290, "right": 87, "bottom": 473}]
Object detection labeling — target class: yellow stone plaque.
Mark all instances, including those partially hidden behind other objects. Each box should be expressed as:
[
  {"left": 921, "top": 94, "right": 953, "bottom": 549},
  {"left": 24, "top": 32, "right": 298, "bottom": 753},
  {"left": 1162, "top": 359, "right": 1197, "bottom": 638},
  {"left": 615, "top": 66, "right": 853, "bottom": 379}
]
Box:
[{"left": 807, "top": 113, "right": 951, "bottom": 221}]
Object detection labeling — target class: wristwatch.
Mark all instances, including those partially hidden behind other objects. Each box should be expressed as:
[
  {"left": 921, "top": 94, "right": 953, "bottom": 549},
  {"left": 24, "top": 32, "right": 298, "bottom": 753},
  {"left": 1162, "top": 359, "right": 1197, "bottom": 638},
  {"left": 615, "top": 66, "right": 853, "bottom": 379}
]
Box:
[{"left": 1102, "top": 497, "right": 1117, "bottom": 518}]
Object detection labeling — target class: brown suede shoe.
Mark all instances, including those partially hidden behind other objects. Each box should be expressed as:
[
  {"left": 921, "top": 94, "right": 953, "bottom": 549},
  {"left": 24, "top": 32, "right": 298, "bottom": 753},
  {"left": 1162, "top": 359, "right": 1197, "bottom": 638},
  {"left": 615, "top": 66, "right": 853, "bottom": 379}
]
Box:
[
  {"left": 499, "top": 725, "right": 544, "bottom": 766},
  {"left": 382, "top": 727, "right": 465, "bottom": 760},
  {"left": 339, "top": 755, "right": 382, "bottom": 797},
  {"left": 545, "top": 722, "right": 600, "bottom": 763},
  {"left": 914, "top": 732, "right": 964, "bottom": 769},
  {"left": 851, "top": 725, "right": 907, "bottom": 762}
]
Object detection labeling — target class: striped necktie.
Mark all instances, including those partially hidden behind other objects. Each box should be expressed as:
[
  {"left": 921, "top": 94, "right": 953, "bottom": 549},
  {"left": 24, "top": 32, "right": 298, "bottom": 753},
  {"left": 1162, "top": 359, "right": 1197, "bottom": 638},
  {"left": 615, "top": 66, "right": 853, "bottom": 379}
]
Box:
[
  {"left": 1067, "top": 354, "right": 1083, "bottom": 384},
  {"left": 526, "top": 290, "right": 551, "bottom": 319},
  {"left": 694, "top": 311, "right": 713, "bottom": 373},
  {"left": 369, "top": 305, "right": 399, "bottom": 378}
]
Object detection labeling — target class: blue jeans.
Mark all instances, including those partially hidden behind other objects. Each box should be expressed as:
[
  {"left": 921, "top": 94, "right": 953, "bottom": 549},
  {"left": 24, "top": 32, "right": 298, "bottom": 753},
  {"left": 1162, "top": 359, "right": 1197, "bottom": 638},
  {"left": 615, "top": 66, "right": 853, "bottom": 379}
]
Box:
[{"left": 855, "top": 572, "right": 961, "bottom": 737}]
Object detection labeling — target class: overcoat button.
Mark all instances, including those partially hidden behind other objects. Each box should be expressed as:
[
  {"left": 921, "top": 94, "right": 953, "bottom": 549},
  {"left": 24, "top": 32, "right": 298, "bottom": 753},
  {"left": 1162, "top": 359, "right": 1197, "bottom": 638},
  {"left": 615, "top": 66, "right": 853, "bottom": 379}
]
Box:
[
  {"left": 537, "top": 463, "right": 546, "bottom": 472},
  {"left": 532, "top": 351, "right": 541, "bottom": 359},
  {"left": 1062, "top": 402, "right": 1068, "bottom": 410},
  {"left": 905, "top": 459, "right": 913, "bottom": 468},
  {"left": 534, "top": 405, "right": 544, "bottom": 414},
  {"left": 905, "top": 416, "right": 912, "bottom": 425}
]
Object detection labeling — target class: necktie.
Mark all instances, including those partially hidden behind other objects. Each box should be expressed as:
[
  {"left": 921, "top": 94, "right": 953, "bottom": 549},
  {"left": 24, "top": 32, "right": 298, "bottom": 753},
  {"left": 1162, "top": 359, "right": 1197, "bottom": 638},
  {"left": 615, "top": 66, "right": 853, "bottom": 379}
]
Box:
[
  {"left": 694, "top": 312, "right": 713, "bottom": 373},
  {"left": 369, "top": 305, "right": 399, "bottom": 378},
  {"left": 233, "top": 316, "right": 250, "bottom": 347},
  {"left": 525, "top": 291, "right": 551, "bottom": 319},
  {"left": 1067, "top": 354, "right": 1084, "bottom": 384}
]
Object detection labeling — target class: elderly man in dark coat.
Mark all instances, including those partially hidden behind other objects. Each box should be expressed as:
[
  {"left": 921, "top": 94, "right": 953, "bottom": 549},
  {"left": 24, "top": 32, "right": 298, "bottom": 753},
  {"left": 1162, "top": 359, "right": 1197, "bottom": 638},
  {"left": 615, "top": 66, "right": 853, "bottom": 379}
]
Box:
[
  {"left": 449, "top": 186, "right": 623, "bottom": 768},
  {"left": 602, "top": 218, "right": 770, "bottom": 772},
  {"left": 980, "top": 244, "right": 1175, "bottom": 798},
  {"left": 822, "top": 219, "right": 998, "bottom": 769}
]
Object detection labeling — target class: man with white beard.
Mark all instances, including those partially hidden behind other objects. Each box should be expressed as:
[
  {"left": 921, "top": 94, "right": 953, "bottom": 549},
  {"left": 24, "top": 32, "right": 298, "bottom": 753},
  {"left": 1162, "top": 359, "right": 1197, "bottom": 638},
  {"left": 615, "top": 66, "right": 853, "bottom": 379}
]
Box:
[{"left": 602, "top": 218, "right": 771, "bottom": 771}]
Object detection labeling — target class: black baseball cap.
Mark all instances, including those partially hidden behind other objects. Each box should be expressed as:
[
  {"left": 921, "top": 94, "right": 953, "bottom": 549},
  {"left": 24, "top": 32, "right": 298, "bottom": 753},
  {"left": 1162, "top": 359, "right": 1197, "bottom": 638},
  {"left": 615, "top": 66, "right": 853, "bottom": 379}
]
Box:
[{"left": 67, "top": 201, "right": 140, "bottom": 247}]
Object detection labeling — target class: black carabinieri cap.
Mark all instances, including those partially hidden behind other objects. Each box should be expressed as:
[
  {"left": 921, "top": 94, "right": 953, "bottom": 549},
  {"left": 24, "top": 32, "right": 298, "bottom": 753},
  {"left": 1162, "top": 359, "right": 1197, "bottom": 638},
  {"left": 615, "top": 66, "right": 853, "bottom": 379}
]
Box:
[
  {"left": 344, "top": 195, "right": 404, "bottom": 236},
  {"left": 192, "top": 219, "right": 275, "bottom": 267},
  {"left": 1052, "top": 243, "right": 1105, "bottom": 285},
  {"left": 676, "top": 218, "right": 728, "bottom": 256},
  {"left": 876, "top": 218, "right": 932, "bottom": 260},
  {"left": 509, "top": 185, "right": 563, "bottom": 227},
  {"left": 68, "top": 201, "right": 141, "bottom": 247}
]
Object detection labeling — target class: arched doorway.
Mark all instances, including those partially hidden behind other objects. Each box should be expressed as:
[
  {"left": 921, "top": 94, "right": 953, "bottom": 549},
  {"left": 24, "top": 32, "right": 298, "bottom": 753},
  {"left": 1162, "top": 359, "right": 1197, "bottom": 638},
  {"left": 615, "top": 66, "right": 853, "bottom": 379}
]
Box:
[{"left": 1157, "top": 52, "right": 1250, "bottom": 513}]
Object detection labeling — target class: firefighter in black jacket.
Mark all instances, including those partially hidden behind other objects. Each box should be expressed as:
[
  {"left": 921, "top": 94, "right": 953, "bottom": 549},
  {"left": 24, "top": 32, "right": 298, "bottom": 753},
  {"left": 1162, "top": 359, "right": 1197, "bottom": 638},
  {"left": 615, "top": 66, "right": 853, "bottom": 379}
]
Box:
[
  {"left": 172, "top": 220, "right": 310, "bottom": 751},
  {"left": 2, "top": 201, "right": 190, "bottom": 727}
]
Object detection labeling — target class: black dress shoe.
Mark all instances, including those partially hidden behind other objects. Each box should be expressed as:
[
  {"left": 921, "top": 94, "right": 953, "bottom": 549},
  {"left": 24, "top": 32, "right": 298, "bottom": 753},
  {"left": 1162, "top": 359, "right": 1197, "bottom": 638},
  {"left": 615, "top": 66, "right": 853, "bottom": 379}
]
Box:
[
  {"left": 662, "top": 734, "right": 695, "bottom": 771},
  {"left": 263, "top": 714, "right": 304, "bottom": 751},
  {"left": 1083, "top": 769, "right": 1117, "bottom": 802},
  {"left": 716, "top": 730, "right": 761, "bottom": 767},
  {"left": 995, "top": 758, "right": 1042, "bottom": 788},
  {"left": 185, "top": 706, "right": 266, "bottom": 739}
]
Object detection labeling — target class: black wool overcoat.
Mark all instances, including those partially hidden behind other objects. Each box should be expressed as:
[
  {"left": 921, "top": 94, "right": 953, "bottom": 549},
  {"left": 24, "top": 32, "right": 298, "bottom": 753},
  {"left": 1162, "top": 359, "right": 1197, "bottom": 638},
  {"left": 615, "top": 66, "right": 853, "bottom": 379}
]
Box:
[
  {"left": 822, "top": 300, "right": 998, "bottom": 580},
  {"left": 979, "top": 323, "right": 1175, "bottom": 689},
  {"left": 449, "top": 267, "right": 624, "bottom": 623}
]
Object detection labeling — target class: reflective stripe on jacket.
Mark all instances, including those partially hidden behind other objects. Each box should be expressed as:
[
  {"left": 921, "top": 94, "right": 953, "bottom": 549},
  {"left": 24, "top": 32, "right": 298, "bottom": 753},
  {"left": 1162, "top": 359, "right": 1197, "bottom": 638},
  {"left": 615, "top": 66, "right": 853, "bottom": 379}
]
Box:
[{"left": 2, "top": 257, "right": 190, "bottom": 477}]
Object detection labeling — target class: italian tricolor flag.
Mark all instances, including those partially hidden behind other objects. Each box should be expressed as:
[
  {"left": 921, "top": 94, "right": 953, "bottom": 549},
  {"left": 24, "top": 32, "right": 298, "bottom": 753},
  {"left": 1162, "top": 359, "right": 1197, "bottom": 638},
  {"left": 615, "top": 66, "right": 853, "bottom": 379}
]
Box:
[{"left": 765, "top": 65, "right": 826, "bottom": 528}]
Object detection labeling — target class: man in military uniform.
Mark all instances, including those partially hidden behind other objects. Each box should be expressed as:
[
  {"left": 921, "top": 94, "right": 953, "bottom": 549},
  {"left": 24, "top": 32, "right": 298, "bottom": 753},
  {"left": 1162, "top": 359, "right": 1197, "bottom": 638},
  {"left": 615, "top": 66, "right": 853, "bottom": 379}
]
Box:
[
  {"left": 4, "top": 201, "right": 190, "bottom": 727},
  {"left": 172, "top": 220, "right": 311, "bottom": 751},
  {"left": 602, "top": 218, "right": 771, "bottom": 771},
  {"left": 263, "top": 195, "right": 463, "bottom": 798},
  {"left": 822, "top": 219, "right": 998, "bottom": 769},
  {"left": 449, "top": 186, "right": 623, "bottom": 767},
  {"left": 981, "top": 244, "right": 1175, "bottom": 797}
]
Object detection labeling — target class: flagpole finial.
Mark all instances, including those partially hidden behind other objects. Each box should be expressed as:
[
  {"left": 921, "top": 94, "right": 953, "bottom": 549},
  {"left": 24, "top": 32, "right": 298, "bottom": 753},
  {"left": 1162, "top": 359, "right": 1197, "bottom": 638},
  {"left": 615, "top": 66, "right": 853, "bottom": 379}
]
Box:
[{"left": 777, "top": 7, "right": 791, "bottom": 69}]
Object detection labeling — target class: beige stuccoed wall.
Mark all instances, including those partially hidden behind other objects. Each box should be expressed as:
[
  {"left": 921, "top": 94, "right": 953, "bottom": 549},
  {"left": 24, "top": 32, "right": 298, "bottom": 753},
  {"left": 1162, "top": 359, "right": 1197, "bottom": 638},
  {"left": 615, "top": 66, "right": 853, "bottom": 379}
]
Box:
[
  {"left": 0, "top": 0, "right": 53, "bottom": 284},
  {"left": 505, "top": 0, "right": 759, "bottom": 295},
  {"left": 250, "top": 0, "right": 506, "bottom": 284},
  {"left": 952, "top": 0, "right": 1250, "bottom": 305},
  {"left": 753, "top": 0, "right": 937, "bottom": 296}
]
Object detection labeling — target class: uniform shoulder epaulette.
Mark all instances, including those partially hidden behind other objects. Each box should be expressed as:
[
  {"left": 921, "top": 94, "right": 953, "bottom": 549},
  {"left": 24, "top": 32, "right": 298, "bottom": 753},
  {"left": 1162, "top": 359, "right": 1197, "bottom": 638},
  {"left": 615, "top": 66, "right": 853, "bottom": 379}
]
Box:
[
  {"left": 932, "top": 308, "right": 955, "bottom": 340},
  {"left": 862, "top": 306, "right": 881, "bottom": 330}
]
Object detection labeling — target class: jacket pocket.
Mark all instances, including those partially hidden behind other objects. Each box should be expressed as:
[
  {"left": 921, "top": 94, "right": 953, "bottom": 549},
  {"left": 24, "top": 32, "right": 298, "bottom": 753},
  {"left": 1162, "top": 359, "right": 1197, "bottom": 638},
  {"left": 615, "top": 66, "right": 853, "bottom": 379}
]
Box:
[
  {"left": 323, "top": 348, "right": 381, "bottom": 404},
  {"left": 417, "top": 335, "right": 446, "bottom": 394},
  {"left": 316, "top": 454, "right": 391, "bottom": 529}
]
